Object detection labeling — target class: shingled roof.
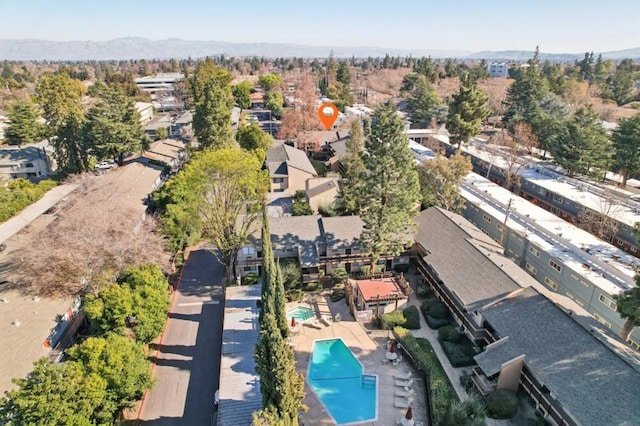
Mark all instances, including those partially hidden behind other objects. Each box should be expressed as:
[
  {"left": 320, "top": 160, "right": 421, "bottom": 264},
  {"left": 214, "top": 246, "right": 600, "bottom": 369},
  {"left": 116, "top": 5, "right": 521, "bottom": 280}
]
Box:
[
  {"left": 414, "top": 207, "right": 520, "bottom": 309},
  {"left": 477, "top": 287, "right": 640, "bottom": 426},
  {"left": 265, "top": 144, "right": 317, "bottom": 177}
]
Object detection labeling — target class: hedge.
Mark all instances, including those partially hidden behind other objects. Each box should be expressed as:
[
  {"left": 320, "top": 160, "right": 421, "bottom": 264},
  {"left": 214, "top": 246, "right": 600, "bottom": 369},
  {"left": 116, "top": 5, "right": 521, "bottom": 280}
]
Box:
[
  {"left": 421, "top": 300, "right": 450, "bottom": 329},
  {"left": 403, "top": 305, "right": 421, "bottom": 329},
  {"left": 0, "top": 178, "right": 57, "bottom": 223},
  {"left": 438, "top": 325, "right": 461, "bottom": 343},
  {"left": 486, "top": 389, "right": 518, "bottom": 419},
  {"left": 381, "top": 310, "right": 406, "bottom": 328},
  {"left": 439, "top": 340, "right": 476, "bottom": 367},
  {"left": 394, "top": 327, "right": 458, "bottom": 426}
]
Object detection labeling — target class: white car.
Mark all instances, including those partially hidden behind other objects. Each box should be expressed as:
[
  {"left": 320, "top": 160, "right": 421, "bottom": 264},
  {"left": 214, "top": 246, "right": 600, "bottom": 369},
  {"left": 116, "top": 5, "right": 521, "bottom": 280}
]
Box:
[{"left": 94, "top": 161, "right": 118, "bottom": 170}]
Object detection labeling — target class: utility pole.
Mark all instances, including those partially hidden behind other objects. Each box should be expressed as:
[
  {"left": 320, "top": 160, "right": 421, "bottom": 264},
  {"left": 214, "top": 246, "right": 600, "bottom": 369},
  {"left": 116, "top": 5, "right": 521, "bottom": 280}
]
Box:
[{"left": 500, "top": 198, "right": 513, "bottom": 250}]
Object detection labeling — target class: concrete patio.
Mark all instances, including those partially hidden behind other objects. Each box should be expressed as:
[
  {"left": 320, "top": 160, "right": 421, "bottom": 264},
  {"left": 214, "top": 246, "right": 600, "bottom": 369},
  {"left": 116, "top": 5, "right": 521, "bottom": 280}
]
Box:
[{"left": 288, "top": 294, "right": 427, "bottom": 426}]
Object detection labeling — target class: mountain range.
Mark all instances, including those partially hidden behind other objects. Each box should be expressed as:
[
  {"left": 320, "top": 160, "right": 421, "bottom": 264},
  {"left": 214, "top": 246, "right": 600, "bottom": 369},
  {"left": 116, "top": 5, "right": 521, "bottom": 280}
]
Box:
[{"left": 0, "top": 38, "right": 638, "bottom": 61}]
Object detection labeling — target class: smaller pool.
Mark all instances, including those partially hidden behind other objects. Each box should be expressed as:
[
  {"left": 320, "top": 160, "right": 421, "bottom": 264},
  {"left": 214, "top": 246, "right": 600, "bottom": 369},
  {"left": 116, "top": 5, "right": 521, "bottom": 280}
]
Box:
[{"left": 287, "top": 305, "right": 314, "bottom": 322}]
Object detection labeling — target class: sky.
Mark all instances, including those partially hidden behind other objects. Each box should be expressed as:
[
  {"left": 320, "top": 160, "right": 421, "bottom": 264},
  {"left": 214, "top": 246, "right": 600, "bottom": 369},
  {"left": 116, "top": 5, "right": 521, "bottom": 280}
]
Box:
[{"left": 0, "top": 0, "right": 638, "bottom": 53}]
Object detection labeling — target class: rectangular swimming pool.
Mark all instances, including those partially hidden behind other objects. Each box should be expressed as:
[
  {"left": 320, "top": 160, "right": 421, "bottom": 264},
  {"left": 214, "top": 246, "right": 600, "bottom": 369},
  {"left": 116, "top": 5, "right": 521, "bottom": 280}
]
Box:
[{"left": 307, "top": 338, "right": 378, "bottom": 425}]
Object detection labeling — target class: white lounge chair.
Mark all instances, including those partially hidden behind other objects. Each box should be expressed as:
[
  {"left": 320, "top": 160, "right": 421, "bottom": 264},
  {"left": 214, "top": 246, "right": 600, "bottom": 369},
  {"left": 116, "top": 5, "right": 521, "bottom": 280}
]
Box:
[
  {"left": 394, "top": 371, "right": 412, "bottom": 380},
  {"left": 395, "top": 388, "right": 414, "bottom": 397},
  {"left": 395, "top": 378, "right": 413, "bottom": 388},
  {"left": 394, "top": 396, "right": 414, "bottom": 408}
]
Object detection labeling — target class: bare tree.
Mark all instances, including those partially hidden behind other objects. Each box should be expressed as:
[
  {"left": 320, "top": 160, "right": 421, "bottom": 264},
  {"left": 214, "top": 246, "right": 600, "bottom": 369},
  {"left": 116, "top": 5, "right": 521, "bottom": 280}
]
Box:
[
  {"left": 578, "top": 190, "right": 621, "bottom": 241},
  {"left": 491, "top": 123, "right": 538, "bottom": 189}
]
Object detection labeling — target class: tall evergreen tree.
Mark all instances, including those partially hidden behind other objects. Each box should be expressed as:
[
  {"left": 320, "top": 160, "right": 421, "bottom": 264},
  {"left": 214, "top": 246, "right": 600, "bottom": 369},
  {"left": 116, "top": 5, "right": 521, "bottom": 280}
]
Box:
[
  {"left": 193, "top": 78, "right": 235, "bottom": 149},
  {"left": 615, "top": 273, "right": 640, "bottom": 340},
  {"left": 446, "top": 76, "right": 490, "bottom": 150},
  {"left": 5, "top": 100, "right": 43, "bottom": 147},
  {"left": 612, "top": 113, "right": 640, "bottom": 187},
  {"left": 259, "top": 206, "right": 276, "bottom": 325},
  {"left": 550, "top": 105, "right": 612, "bottom": 177},
  {"left": 360, "top": 102, "right": 420, "bottom": 269},
  {"left": 336, "top": 61, "right": 351, "bottom": 86},
  {"left": 274, "top": 259, "right": 289, "bottom": 339},
  {"left": 339, "top": 120, "right": 366, "bottom": 214},
  {"left": 503, "top": 48, "right": 549, "bottom": 127},
  {"left": 84, "top": 87, "right": 148, "bottom": 165},
  {"left": 407, "top": 75, "right": 440, "bottom": 127}
]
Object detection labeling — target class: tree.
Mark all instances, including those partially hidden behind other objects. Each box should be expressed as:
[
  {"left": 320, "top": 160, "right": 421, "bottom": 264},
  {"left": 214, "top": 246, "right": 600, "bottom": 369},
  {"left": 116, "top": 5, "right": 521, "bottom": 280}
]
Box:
[
  {"left": 186, "top": 58, "right": 233, "bottom": 108},
  {"left": 232, "top": 80, "right": 253, "bottom": 109},
  {"left": 418, "top": 152, "right": 472, "bottom": 212},
  {"left": 336, "top": 61, "right": 351, "bottom": 86},
  {"left": 258, "top": 73, "right": 283, "bottom": 92},
  {"left": 84, "top": 263, "right": 169, "bottom": 344},
  {"left": 66, "top": 334, "right": 154, "bottom": 417},
  {"left": 193, "top": 78, "right": 235, "bottom": 149},
  {"left": 503, "top": 48, "right": 549, "bottom": 127},
  {"left": 608, "top": 59, "right": 635, "bottom": 106},
  {"left": 196, "top": 148, "right": 269, "bottom": 283},
  {"left": 264, "top": 90, "right": 284, "bottom": 119},
  {"left": 0, "top": 359, "right": 109, "bottom": 425},
  {"left": 492, "top": 123, "right": 539, "bottom": 189},
  {"left": 360, "top": 102, "right": 420, "bottom": 268},
  {"left": 550, "top": 105, "right": 612, "bottom": 177},
  {"left": 446, "top": 77, "right": 490, "bottom": 150},
  {"left": 407, "top": 75, "right": 441, "bottom": 127},
  {"left": 615, "top": 274, "right": 640, "bottom": 340},
  {"left": 5, "top": 100, "right": 43, "bottom": 146},
  {"left": 36, "top": 72, "right": 89, "bottom": 174},
  {"left": 237, "top": 123, "right": 274, "bottom": 160},
  {"left": 277, "top": 74, "right": 322, "bottom": 149},
  {"left": 528, "top": 93, "right": 570, "bottom": 157},
  {"left": 84, "top": 87, "right": 148, "bottom": 165},
  {"left": 338, "top": 120, "right": 366, "bottom": 214},
  {"left": 612, "top": 113, "right": 640, "bottom": 187}
]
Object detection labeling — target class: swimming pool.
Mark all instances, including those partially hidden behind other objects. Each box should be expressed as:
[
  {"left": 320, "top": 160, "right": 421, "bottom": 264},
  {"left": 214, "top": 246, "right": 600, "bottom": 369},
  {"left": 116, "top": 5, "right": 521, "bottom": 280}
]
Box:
[
  {"left": 307, "top": 338, "right": 377, "bottom": 425},
  {"left": 286, "top": 305, "right": 314, "bottom": 322}
]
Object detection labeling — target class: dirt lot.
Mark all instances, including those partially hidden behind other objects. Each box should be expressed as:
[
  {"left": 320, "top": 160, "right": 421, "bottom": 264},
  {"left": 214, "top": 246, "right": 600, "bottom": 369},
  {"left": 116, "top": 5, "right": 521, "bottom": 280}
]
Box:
[{"left": 0, "top": 160, "right": 170, "bottom": 393}]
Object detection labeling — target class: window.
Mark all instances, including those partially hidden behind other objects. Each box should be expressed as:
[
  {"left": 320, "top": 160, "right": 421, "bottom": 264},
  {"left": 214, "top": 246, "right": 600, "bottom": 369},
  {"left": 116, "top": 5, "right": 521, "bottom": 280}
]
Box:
[
  {"left": 537, "top": 187, "right": 546, "bottom": 196},
  {"left": 273, "top": 177, "right": 284, "bottom": 183},
  {"left": 593, "top": 313, "right": 612, "bottom": 329},
  {"left": 622, "top": 225, "right": 629, "bottom": 231},
  {"left": 528, "top": 246, "right": 541, "bottom": 258},
  {"left": 616, "top": 238, "right": 624, "bottom": 246},
  {"left": 525, "top": 262, "right": 537, "bottom": 276},
  {"left": 598, "top": 294, "right": 617, "bottom": 311},
  {"left": 483, "top": 214, "right": 492, "bottom": 223},
  {"left": 242, "top": 246, "right": 256, "bottom": 256},
  {"left": 553, "top": 194, "right": 563, "bottom": 203},
  {"left": 24, "top": 162, "right": 34, "bottom": 168},
  {"left": 497, "top": 223, "right": 504, "bottom": 231},
  {"left": 544, "top": 277, "right": 558, "bottom": 290},
  {"left": 628, "top": 338, "right": 640, "bottom": 351},
  {"left": 549, "top": 259, "right": 562, "bottom": 273},
  {"left": 631, "top": 246, "right": 638, "bottom": 254},
  {"left": 243, "top": 266, "right": 253, "bottom": 272}
]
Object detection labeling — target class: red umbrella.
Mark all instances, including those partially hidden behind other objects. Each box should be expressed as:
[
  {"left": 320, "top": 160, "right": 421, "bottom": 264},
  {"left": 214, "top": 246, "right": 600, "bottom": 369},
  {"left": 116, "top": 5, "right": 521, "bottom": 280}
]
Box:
[
  {"left": 389, "top": 340, "right": 396, "bottom": 353},
  {"left": 405, "top": 406, "right": 412, "bottom": 420},
  {"left": 291, "top": 316, "right": 297, "bottom": 327}
]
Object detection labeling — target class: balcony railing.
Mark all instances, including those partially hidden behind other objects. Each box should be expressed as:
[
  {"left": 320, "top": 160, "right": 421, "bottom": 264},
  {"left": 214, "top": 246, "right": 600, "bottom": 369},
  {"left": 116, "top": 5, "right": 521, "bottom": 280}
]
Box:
[{"left": 471, "top": 367, "right": 497, "bottom": 396}]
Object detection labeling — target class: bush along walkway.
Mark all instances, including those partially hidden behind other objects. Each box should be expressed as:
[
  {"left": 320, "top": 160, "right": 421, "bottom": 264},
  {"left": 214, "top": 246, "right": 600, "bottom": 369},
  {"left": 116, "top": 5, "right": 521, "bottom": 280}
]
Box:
[{"left": 406, "top": 296, "right": 469, "bottom": 401}]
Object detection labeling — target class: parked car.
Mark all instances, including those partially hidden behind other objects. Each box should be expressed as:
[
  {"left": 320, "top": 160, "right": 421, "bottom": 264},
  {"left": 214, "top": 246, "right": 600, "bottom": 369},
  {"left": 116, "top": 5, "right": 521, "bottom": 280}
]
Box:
[{"left": 94, "top": 161, "right": 118, "bottom": 171}]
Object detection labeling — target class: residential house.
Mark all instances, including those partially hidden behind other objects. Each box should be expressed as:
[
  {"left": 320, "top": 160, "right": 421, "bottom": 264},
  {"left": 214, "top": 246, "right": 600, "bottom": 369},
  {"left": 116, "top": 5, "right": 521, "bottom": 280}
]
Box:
[
  {"left": 473, "top": 287, "right": 640, "bottom": 426},
  {"left": 0, "top": 145, "right": 52, "bottom": 180},
  {"left": 141, "top": 139, "right": 187, "bottom": 172},
  {"left": 265, "top": 144, "right": 317, "bottom": 196},
  {"left": 305, "top": 177, "right": 339, "bottom": 214}
]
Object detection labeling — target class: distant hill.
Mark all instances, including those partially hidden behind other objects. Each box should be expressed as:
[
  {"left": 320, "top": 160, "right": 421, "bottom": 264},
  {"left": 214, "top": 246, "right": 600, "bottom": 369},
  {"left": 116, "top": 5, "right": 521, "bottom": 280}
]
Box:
[
  {"left": 467, "top": 48, "right": 640, "bottom": 61},
  {"left": 0, "top": 38, "right": 637, "bottom": 61},
  {"left": 0, "top": 37, "right": 470, "bottom": 61}
]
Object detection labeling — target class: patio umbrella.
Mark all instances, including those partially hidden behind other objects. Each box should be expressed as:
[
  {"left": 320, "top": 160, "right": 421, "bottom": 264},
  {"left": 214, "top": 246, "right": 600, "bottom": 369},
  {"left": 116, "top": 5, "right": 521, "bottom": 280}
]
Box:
[
  {"left": 400, "top": 406, "right": 414, "bottom": 426},
  {"left": 389, "top": 340, "right": 396, "bottom": 353},
  {"left": 291, "top": 316, "right": 297, "bottom": 327}
]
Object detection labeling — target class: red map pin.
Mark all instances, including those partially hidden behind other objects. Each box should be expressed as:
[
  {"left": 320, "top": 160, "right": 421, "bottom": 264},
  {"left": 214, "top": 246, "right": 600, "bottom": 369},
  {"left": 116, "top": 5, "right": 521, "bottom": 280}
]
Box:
[{"left": 318, "top": 102, "right": 339, "bottom": 130}]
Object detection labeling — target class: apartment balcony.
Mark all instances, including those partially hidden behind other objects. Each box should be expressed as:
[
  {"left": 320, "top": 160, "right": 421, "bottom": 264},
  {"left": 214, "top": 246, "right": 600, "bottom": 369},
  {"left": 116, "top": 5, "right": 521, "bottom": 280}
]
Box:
[{"left": 471, "top": 367, "right": 497, "bottom": 396}]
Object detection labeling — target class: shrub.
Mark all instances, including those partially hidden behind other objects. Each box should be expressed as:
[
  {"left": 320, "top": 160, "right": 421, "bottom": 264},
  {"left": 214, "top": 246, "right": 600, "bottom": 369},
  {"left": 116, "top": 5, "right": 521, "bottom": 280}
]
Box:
[
  {"left": 330, "top": 286, "right": 346, "bottom": 302},
  {"left": 421, "top": 300, "right": 450, "bottom": 329},
  {"left": 402, "top": 305, "right": 421, "bottom": 329},
  {"left": 428, "top": 301, "right": 448, "bottom": 319},
  {"left": 381, "top": 310, "right": 406, "bottom": 329},
  {"left": 303, "top": 282, "right": 321, "bottom": 291},
  {"left": 393, "top": 327, "right": 458, "bottom": 425},
  {"left": 486, "top": 389, "right": 518, "bottom": 419},
  {"left": 331, "top": 268, "right": 349, "bottom": 285},
  {"left": 0, "top": 178, "right": 57, "bottom": 223},
  {"left": 440, "top": 340, "right": 475, "bottom": 367},
  {"left": 243, "top": 272, "right": 258, "bottom": 285},
  {"left": 438, "top": 325, "right": 461, "bottom": 343},
  {"left": 393, "top": 263, "right": 410, "bottom": 273},
  {"left": 286, "top": 289, "right": 303, "bottom": 302},
  {"left": 416, "top": 280, "right": 433, "bottom": 299}
]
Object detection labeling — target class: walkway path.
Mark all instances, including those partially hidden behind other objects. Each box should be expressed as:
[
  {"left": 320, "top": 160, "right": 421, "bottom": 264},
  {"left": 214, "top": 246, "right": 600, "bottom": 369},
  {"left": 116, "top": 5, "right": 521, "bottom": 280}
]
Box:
[{"left": 405, "top": 296, "right": 469, "bottom": 401}]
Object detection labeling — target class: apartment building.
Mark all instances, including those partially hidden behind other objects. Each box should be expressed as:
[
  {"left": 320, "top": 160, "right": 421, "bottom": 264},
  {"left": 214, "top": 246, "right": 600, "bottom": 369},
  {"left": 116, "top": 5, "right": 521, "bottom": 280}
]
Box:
[
  {"left": 460, "top": 172, "right": 640, "bottom": 345},
  {"left": 488, "top": 62, "right": 509, "bottom": 78}
]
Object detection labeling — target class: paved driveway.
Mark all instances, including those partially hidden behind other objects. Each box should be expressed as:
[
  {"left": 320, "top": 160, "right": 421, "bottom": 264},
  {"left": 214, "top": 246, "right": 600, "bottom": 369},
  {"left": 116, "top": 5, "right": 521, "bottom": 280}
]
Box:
[{"left": 138, "top": 248, "right": 225, "bottom": 425}]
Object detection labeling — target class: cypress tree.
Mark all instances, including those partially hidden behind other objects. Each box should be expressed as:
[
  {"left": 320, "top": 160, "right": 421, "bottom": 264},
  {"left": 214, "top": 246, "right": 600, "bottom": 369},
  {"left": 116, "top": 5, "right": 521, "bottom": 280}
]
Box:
[
  {"left": 259, "top": 207, "right": 276, "bottom": 324},
  {"left": 446, "top": 75, "right": 490, "bottom": 150},
  {"left": 274, "top": 259, "right": 289, "bottom": 339}
]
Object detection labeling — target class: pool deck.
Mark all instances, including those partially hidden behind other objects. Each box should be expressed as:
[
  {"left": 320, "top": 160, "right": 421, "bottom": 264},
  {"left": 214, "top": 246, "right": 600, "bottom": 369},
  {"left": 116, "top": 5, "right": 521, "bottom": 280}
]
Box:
[{"left": 288, "top": 295, "right": 426, "bottom": 426}]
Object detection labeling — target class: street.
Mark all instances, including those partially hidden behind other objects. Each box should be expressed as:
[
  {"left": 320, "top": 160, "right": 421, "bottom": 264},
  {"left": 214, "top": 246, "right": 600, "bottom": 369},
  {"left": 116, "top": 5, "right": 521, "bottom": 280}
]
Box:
[{"left": 138, "top": 247, "right": 225, "bottom": 425}]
